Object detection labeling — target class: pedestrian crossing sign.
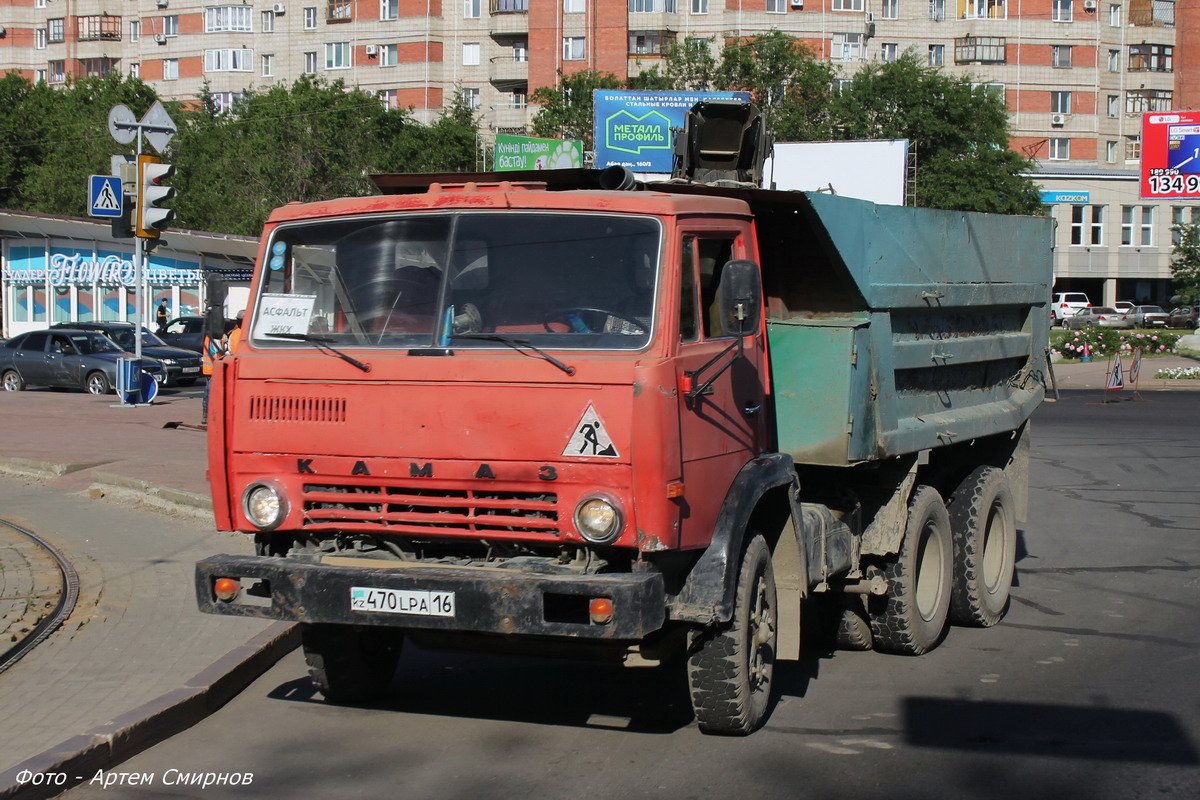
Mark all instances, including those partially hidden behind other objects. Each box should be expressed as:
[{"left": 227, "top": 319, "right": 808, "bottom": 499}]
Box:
[{"left": 89, "top": 175, "right": 123, "bottom": 218}]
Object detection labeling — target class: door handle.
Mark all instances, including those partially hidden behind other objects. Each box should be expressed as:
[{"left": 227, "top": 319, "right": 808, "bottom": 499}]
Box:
[{"left": 742, "top": 403, "right": 761, "bottom": 416}]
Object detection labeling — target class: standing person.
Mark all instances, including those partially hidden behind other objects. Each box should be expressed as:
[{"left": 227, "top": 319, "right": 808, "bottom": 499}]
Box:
[
  {"left": 201, "top": 328, "right": 228, "bottom": 426},
  {"left": 156, "top": 299, "right": 169, "bottom": 334}
]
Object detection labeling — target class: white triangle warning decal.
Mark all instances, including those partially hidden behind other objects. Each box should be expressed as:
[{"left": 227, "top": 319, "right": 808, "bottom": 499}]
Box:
[{"left": 564, "top": 404, "right": 619, "bottom": 458}]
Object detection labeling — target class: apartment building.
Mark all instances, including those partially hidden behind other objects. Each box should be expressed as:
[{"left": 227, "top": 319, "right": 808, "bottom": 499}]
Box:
[{"left": 0, "top": 0, "right": 1196, "bottom": 303}]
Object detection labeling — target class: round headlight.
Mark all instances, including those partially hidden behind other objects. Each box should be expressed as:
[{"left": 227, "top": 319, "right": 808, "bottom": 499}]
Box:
[
  {"left": 243, "top": 483, "right": 286, "bottom": 530},
  {"left": 574, "top": 496, "right": 623, "bottom": 543}
]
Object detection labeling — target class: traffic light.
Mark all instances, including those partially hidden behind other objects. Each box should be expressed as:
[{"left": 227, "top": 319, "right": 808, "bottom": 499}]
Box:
[{"left": 136, "top": 153, "right": 175, "bottom": 238}]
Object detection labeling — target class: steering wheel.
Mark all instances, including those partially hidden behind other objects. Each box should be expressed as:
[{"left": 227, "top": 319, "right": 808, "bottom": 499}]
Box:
[{"left": 543, "top": 307, "right": 647, "bottom": 334}]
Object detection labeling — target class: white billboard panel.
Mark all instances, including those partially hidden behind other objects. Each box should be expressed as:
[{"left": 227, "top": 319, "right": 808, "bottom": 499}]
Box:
[{"left": 765, "top": 140, "right": 909, "bottom": 206}]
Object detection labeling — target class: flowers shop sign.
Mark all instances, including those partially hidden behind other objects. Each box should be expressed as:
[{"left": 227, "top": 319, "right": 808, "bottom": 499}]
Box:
[{"left": 2, "top": 253, "right": 203, "bottom": 286}]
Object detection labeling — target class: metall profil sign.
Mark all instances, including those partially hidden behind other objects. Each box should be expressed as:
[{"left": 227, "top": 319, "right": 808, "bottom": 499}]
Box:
[
  {"left": 1141, "top": 111, "right": 1200, "bottom": 199},
  {"left": 594, "top": 90, "right": 750, "bottom": 173}
]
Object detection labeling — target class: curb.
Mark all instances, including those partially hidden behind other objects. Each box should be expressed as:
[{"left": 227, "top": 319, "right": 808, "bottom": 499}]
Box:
[
  {"left": 0, "top": 460, "right": 110, "bottom": 482},
  {"left": 87, "top": 471, "right": 213, "bottom": 520},
  {"left": 0, "top": 622, "right": 299, "bottom": 800}
]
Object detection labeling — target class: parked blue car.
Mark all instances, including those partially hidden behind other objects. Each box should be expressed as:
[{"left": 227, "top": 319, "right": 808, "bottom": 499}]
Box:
[{"left": 0, "top": 329, "right": 164, "bottom": 395}]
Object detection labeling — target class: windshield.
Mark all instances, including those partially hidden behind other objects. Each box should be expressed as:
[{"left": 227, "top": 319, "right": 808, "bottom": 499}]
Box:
[
  {"left": 251, "top": 212, "right": 660, "bottom": 351},
  {"left": 113, "top": 328, "right": 168, "bottom": 349}
]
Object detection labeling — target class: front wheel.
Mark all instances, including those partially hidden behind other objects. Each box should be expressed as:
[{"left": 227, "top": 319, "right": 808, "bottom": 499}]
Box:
[
  {"left": 948, "top": 467, "right": 1016, "bottom": 627},
  {"left": 2, "top": 370, "right": 25, "bottom": 392},
  {"left": 85, "top": 371, "right": 111, "bottom": 395},
  {"left": 869, "top": 485, "right": 952, "bottom": 655},
  {"left": 301, "top": 624, "right": 403, "bottom": 703},
  {"left": 686, "top": 533, "right": 777, "bottom": 735}
]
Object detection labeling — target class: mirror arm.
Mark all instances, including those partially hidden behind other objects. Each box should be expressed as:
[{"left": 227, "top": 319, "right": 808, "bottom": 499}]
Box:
[{"left": 685, "top": 336, "right": 743, "bottom": 400}]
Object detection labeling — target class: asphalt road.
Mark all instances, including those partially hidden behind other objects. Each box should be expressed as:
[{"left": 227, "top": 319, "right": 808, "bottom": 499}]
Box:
[{"left": 62, "top": 390, "right": 1200, "bottom": 800}]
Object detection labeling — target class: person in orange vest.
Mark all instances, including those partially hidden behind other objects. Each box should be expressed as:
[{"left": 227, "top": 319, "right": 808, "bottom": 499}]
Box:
[
  {"left": 228, "top": 309, "right": 246, "bottom": 354},
  {"left": 201, "top": 326, "right": 228, "bottom": 425}
]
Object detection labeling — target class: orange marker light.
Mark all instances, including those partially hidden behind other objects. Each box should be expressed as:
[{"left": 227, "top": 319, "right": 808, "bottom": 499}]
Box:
[
  {"left": 666, "top": 481, "right": 685, "bottom": 499},
  {"left": 589, "top": 598, "right": 614, "bottom": 625},
  {"left": 213, "top": 577, "right": 240, "bottom": 602},
  {"left": 678, "top": 374, "right": 694, "bottom": 395}
]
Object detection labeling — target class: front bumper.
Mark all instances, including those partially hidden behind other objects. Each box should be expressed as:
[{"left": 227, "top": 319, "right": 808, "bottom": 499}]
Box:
[{"left": 196, "top": 554, "right": 666, "bottom": 641}]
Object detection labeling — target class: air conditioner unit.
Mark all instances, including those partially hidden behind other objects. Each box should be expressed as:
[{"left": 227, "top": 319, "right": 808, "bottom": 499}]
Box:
[
  {"left": 1051, "top": 114, "right": 1067, "bottom": 126},
  {"left": 790, "top": 0, "right": 803, "bottom": 7},
  {"left": 1082, "top": 0, "right": 1097, "bottom": 9},
  {"left": 0, "top": 26, "right": 7, "bottom": 37},
  {"left": 154, "top": 33, "right": 167, "bottom": 45},
  {"left": 365, "top": 44, "right": 378, "bottom": 56},
  {"left": 272, "top": 3, "right": 287, "bottom": 14},
  {"left": 155, "top": 0, "right": 168, "bottom": 8}
]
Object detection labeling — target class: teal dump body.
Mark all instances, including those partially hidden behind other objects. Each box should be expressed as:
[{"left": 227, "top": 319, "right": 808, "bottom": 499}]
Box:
[{"left": 753, "top": 191, "right": 1052, "bottom": 467}]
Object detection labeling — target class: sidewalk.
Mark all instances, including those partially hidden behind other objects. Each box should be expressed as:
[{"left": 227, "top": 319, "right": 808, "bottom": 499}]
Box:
[{"left": 1049, "top": 352, "right": 1200, "bottom": 392}]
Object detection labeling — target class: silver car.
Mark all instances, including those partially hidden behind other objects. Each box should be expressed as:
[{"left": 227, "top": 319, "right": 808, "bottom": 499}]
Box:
[
  {"left": 1064, "top": 307, "right": 1132, "bottom": 330},
  {"left": 0, "top": 329, "right": 165, "bottom": 394},
  {"left": 1131, "top": 305, "right": 1169, "bottom": 328}
]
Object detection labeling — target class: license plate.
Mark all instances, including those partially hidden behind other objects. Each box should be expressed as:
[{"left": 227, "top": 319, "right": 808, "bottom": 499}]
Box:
[
  {"left": 182, "top": 366, "right": 200, "bottom": 373},
  {"left": 350, "top": 587, "right": 455, "bottom": 617}
]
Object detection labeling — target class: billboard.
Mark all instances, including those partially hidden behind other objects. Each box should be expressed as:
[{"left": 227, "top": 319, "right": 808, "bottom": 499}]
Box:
[
  {"left": 765, "top": 140, "right": 909, "bottom": 206},
  {"left": 493, "top": 134, "right": 583, "bottom": 171},
  {"left": 593, "top": 90, "right": 751, "bottom": 173},
  {"left": 1141, "top": 111, "right": 1200, "bottom": 200}
]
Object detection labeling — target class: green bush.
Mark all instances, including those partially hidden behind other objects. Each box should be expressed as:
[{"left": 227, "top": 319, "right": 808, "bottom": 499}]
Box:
[{"left": 1050, "top": 329, "right": 1181, "bottom": 360}]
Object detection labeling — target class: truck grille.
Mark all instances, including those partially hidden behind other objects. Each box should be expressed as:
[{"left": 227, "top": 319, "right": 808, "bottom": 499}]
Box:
[
  {"left": 248, "top": 395, "right": 347, "bottom": 423},
  {"left": 301, "top": 482, "right": 559, "bottom": 539}
]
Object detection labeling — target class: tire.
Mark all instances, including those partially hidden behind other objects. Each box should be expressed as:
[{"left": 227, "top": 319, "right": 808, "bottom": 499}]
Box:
[
  {"left": 177, "top": 378, "right": 198, "bottom": 387},
  {"left": 947, "top": 467, "right": 1016, "bottom": 627},
  {"left": 301, "top": 624, "right": 403, "bottom": 703},
  {"left": 686, "top": 533, "right": 778, "bottom": 735},
  {"left": 85, "top": 371, "right": 111, "bottom": 395},
  {"left": 869, "top": 485, "right": 952, "bottom": 655},
  {"left": 811, "top": 594, "right": 873, "bottom": 651},
  {"left": 2, "top": 370, "right": 25, "bottom": 392}
]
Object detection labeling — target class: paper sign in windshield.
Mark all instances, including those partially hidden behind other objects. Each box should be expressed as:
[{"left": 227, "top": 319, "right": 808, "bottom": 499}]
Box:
[{"left": 254, "top": 293, "right": 316, "bottom": 337}]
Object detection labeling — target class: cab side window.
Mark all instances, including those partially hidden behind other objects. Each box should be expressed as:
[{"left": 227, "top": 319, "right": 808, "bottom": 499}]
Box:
[{"left": 680, "top": 236, "right": 737, "bottom": 341}]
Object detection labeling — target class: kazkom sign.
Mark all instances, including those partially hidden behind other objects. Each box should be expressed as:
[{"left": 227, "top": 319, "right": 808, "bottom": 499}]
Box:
[{"left": 1141, "top": 111, "right": 1200, "bottom": 200}]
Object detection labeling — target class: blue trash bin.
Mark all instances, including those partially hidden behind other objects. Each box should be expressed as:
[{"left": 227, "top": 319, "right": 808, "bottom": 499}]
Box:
[{"left": 116, "top": 356, "right": 142, "bottom": 403}]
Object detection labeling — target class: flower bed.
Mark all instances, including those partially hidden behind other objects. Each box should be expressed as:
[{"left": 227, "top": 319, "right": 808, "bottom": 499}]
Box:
[
  {"left": 1154, "top": 366, "right": 1200, "bottom": 380},
  {"left": 1050, "top": 330, "right": 1181, "bottom": 361}
]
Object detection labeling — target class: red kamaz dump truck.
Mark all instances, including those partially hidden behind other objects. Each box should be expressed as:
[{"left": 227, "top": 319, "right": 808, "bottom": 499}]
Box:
[{"left": 197, "top": 103, "right": 1052, "bottom": 734}]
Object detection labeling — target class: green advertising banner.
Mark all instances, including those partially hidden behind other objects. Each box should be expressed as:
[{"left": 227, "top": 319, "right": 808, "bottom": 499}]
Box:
[{"left": 494, "top": 135, "right": 584, "bottom": 171}]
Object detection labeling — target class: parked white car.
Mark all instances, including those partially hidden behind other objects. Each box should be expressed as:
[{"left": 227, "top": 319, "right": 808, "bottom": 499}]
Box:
[{"left": 1052, "top": 292, "right": 1091, "bottom": 326}]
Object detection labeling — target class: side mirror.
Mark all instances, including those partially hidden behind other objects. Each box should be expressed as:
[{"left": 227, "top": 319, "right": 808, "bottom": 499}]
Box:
[{"left": 718, "top": 259, "right": 762, "bottom": 338}]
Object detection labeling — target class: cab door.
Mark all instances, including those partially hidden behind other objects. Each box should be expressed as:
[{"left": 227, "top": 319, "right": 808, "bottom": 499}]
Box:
[{"left": 674, "top": 229, "right": 767, "bottom": 550}]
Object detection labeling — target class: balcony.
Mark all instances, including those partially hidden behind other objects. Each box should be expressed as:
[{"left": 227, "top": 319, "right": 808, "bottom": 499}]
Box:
[
  {"left": 955, "top": 36, "right": 1006, "bottom": 65},
  {"left": 77, "top": 15, "right": 121, "bottom": 42},
  {"left": 1129, "top": 0, "right": 1173, "bottom": 26},
  {"left": 490, "top": 0, "right": 528, "bottom": 35},
  {"left": 489, "top": 101, "right": 530, "bottom": 130},
  {"left": 489, "top": 56, "right": 528, "bottom": 87}
]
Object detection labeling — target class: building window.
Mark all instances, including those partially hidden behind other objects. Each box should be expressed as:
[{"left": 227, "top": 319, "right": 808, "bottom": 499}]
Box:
[
  {"left": 129, "top": 63, "right": 140, "bottom": 79},
  {"left": 129, "top": 21, "right": 140, "bottom": 43},
  {"left": 963, "top": 0, "right": 1007, "bottom": 17},
  {"left": 49, "top": 60, "right": 66, "bottom": 83},
  {"left": 1108, "top": 49, "right": 1120, "bottom": 71},
  {"left": 163, "top": 16, "right": 179, "bottom": 36},
  {"left": 77, "top": 16, "right": 121, "bottom": 41},
  {"left": 327, "top": 1, "right": 353, "bottom": 21},
  {"left": 1052, "top": 45, "right": 1072, "bottom": 68},
  {"left": 163, "top": 58, "right": 178, "bottom": 80},
  {"left": 972, "top": 82, "right": 1005, "bottom": 102},
  {"left": 79, "top": 58, "right": 116, "bottom": 78},
  {"left": 1129, "top": 43, "right": 1172, "bottom": 71},
  {"left": 928, "top": 44, "right": 945, "bottom": 67},
  {"left": 1053, "top": 0, "right": 1073, "bottom": 21},
  {"left": 1126, "top": 135, "right": 1141, "bottom": 161},
  {"left": 882, "top": 0, "right": 899, "bottom": 18},
  {"left": 210, "top": 92, "right": 245, "bottom": 115},
  {"left": 564, "top": 0, "right": 585, "bottom": 12},
  {"left": 380, "top": 89, "right": 399, "bottom": 110},
  {"left": 1121, "top": 206, "right": 1154, "bottom": 245},
  {"left": 463, "top": 42, "right": 480, "bottom": 65},
  {"left": 630, "top": 31, "right": 672, "bottom": 56},
  {"left": 1126, "top": 89, "right": 1172, "bottom": 113},
  {"left": 1109, "top": 3, "right": 1121, "bottom": 25},
  {"left": 833, "top": 0, "right": 864, "bottom": 10},
  {"left": 462, "top": 87, "right": 480, "bottom": 109},
  {"left": 48, "top": 18, "right": 65, "bottom": 43},
  {"left": 381, "top": 43, "right": 398, "bottom": 66},
  {"left": 35, "top": 0, "right": 46, "bottom": 7},
  {"left": 929, "top": 0, "right": 946, "bottom": 20},
  {"left": 34, "top": 69, "right": 46, "bottom": 83},
  {"left": 304, "top": 7, "right": 318, "bottom": 29},
  {"left": 261, "top": 54, "right": 274, "bottom": 76},
  {"left": 205, "top": 7, "right": 253, "bottom": 32},
  {"left": 464, "top": 0, "right": 481, "bottom": 17},
  {"left": 382, "top": 0, "right": 399, "bottom": 20},
  {"left": 36, "top": 28, "right": 47, "bottom": 49},
  {"left": 205, "top": 49, "right": 253, "bottom": 72},
  {"left": 325, "top": 41, "right": 351, "bottom": 69},
  {"left": 1049, "top": 138, "right": 1070, "bottom": 160},
  {"left": 563, "top": 36, "right": 586, "bottom": 60},
  {"left": 304, "top": 51, "right": 318, "bottom": 74},
  {"left": 1071, "top": 205, "right": 1104, "bottom": 246},
  {"left": 1171, "top": 207, "right": 1191, "bottom": 246},
  {"left": 832, "top": 33, "right": 864, "bottom": 61},
  {"left": 513, "top": 40, "right": 528, "bottom": 61},
  {"left": 691, "top": 0, "right": 709, "bottom": 14},
  {"left": 1051, "top": 91, "right": 1071, "bottom": 114},
  {"left": 1107, "top": 140, "right": 1118, "bottom": 162},
  {"left": 955, "top": 36, "right": 1006, "bottom": 64},
  {"left": 261, "top": 11, "right": 276, "bottom": 32},
  {"left": 881, "top": 43, "right": 898, "bottom": 63},
  {"left": 767, "top": 0, "right": 787, "bottom": 12},
  {"left": 630, "top": 0, "right": 678, "bottom": 10}
]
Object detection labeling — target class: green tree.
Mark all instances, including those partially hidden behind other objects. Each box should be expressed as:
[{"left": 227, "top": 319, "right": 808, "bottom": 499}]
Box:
[
  {"left": 530, "top": 70, "right": 623, "bottom": 151},
  {"left": 379, "top": 88, "right": 481, "bottom": 173},
  {"left": 1170, "top": 222, "right": 1200, "bottom": 304},
  {"left": 830, "top": 52, "right": 1041, "bottom": 214}
]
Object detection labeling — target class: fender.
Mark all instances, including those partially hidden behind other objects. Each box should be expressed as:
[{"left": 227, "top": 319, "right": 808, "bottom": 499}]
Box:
[{"left": 669, "top": 453, "right": 797, "bottom": 625}]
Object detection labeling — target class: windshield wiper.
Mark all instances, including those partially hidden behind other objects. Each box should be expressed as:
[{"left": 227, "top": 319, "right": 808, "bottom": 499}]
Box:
[
  {"left": 450, "top": 334, "right": 575, "bottom": 375},
  {"left": 265, "top": 333, "right": 371, "bottom": 373}
]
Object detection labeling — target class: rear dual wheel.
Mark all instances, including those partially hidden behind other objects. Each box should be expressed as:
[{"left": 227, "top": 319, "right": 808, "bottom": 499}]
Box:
[{"left": 947, "top": 467, "right": 1016, "bottom": 628}]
